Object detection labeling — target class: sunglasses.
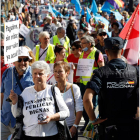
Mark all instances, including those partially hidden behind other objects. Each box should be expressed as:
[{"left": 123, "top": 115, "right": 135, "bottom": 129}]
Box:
[
  {"left": 99, "top": 33, "right": 107, "bottom": 36},
  {"left": 18, "top": 57, "right": 29, "bottom": 62}
]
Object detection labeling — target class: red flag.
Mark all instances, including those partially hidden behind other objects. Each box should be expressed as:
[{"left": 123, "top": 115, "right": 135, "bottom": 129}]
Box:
[{"left": 119, "top": 4, "right": 139, "bottom": 65}]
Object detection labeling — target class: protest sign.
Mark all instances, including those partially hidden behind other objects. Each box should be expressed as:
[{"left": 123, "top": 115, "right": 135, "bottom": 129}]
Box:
[
  {"left": 19, "top": 24, "right": 30, "bottom": 38},
  {"left": 26, "top": 27, "right": 43, "bottom": 50},
  {"left": 30, "top": 8, "right": 34, "bottom": 13},
  {"left": 41, "top": 9, "right": 48, "bottom": 19},
  {"left": 47, "top": 63, "right": 73, "bottom": 85},
  {"left": 76, "top": 59, "right": 94, "bottom": 76},
  {"left": 4, "top": 20, "right": 19, "bottom": 64}
]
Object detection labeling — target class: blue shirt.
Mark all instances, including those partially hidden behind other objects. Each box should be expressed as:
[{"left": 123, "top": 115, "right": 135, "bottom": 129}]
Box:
[{"left": 1, "top": 66, "right": 34, "bottom": 127}]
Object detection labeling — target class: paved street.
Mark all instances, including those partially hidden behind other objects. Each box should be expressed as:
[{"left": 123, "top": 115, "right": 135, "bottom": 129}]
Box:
[{"left": 78, "top": 117, "right": 87, "bottom": 140}]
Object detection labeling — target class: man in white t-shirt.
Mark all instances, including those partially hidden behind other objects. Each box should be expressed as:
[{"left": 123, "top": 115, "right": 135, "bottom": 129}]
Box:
[{"left": 33, "top": 31, "right": 55, "bottom": 62}]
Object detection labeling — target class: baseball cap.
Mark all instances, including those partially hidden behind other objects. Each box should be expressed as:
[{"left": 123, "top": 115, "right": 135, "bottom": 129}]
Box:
[
  {"left": 104, "top": 37, "right": 124, "bottom": 50},
  {"left": 97, "top": 28, "right": 106, "bottom": 35},
  {"left": 17, "top": 47, "right": 32, "bottom": 59}
]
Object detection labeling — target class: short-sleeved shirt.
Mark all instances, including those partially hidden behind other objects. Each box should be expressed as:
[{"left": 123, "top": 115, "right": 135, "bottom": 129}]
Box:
[
  {"left": 1, "top": 66, "right": 34, "bottom": 127},
  {"left": 86, "top": 59, "right": 127, "bottom": 94},
  {"left": 67, "top": 54, "right": 80, "bottom": 83}
]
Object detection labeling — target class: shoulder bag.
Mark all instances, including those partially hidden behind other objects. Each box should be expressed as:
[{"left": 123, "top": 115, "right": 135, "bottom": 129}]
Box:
[{"left": 51, "top": 85, "right": 72, "bottom": 140}]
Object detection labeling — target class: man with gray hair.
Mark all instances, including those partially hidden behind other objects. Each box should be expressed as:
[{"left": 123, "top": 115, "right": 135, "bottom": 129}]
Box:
[
  {"left": 1, "top": 47, "right": 34, "bottom": 140},
  {"left": 50, "top": 27, "right": 71, "bottom": 57},
  {"left": 79, "top": 35, "right": 104, "bottom": 131},
  {"left": 43, "top": 16, "right": 56, "bottom": 38},
  {"left": 33, "top": 31, "right": 55, "bottom": 61}
]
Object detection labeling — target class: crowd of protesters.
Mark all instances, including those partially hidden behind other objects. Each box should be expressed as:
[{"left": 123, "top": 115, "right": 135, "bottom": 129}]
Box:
[{"left": 0, "top": 0, "right": 139, "bottom": 140}]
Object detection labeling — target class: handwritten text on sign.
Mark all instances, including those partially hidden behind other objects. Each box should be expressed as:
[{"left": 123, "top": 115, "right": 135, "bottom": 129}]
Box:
[
  {"left": 76, "top": 59, "right": 94, "bottom": 76},
  {"left": 4, "top": 20, "right": 19, "bottom": 64}
]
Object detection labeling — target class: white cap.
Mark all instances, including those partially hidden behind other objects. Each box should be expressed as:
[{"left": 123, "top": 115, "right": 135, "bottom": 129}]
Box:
[
  {"left": 46, "top": 16, "right": 52, "bottom": 20},
  {"left": 18, "top": 47, "right": 32, "bottom": 60}
]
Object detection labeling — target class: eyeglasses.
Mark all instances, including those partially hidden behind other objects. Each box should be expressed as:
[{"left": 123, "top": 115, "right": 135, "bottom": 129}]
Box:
[
  {"left": 18, "top": 57, "right": 29, "bottom": 62},
  {"left": 99, "top": 33, "right": 107, "bottom": 36},
  {"left": 71, "top": 48, "right": 77, "bottom": 51}
]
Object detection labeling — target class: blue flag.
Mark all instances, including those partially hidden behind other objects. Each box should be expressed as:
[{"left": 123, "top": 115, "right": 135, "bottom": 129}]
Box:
[
  {"left": 81, "top": 8, "right": 85, "bottom": 15},
  {"left": 101, "top": 1, "right": 115, "bottom": 13},
  {"left": 90, "top": 0, "right": 98, "bottom": 14},
  {"left": 71, "top": 0, "right": 81, "bottom": 14},
  {"left": 48, "top": 5, "right": 56, "bottom": 17},
  {"left": 112, "top": 11, "right": 123, "bottom": 21},
  {"left": 86, "top": 8, "right": 91, "bottom": 23},
  {"left": 94, "top": 13, "right": 111, "bottom": 37},
  {"left": 51, "top": 6, "right": 63, "bottom": 17},
  {"left": 101, "top": 1, "right": 123, "bottom": 21}
]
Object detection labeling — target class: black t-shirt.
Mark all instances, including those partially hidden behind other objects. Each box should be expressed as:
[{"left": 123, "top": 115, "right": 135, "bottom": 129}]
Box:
[{"left": 95, "top": 43, "right": 105, "bottom": 54}]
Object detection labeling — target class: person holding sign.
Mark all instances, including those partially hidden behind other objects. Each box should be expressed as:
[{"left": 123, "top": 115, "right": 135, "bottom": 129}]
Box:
[
  {"left": 9, "top": 61, "right": 69, "bottom": 140},
  {"left": 54, "top": 61, "right": 83, "bottom": 140},
  {"left": 67, "top": 41, "right": 81, "bottom": 85},
  {"left": 33, "top": 31, "right": 55, "bottom": 61},
  {"left": 47, "top": 45, "right": 68, "bottom": 63},
  {"left": 1, "top": 47, "right": 34, "bottom": 140},
  {"left": 78, "top": 35, "right": 104, "bottom": 131}
]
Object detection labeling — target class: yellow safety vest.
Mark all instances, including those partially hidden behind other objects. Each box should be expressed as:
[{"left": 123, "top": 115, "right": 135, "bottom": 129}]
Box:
[
  {"left": 35, "top": 44, "right": 55, "bottom": 61},
  {"left": 49, "top": 57, "right": 68, "bottom": 64},
  {"left": 52, "top": 35, "right": 70, "bottom": 57},
  {"left": 79, "top": 48, "right": 98, "bottom": 85}
]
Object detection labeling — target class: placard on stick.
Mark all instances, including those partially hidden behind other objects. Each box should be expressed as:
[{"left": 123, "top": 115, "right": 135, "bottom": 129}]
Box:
[{"left": 4, "top": 20, "right": 19, "bottom": 64}]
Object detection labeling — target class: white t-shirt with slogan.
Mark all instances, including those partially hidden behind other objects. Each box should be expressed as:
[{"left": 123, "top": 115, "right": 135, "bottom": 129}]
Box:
[{"left": 12, "top": 85, "right": 69, "bottom": 137}]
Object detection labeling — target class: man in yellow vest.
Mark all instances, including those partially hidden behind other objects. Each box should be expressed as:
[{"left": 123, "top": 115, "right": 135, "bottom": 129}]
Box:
[
  {"left": 50, "top": 27, "right": 71, "bottom": 58},
  {"left": 79, "top": 35, "right": 104, "bottom": 131},
  {"left": 33, "top": 31, "right": 55, "bottom": 61}
]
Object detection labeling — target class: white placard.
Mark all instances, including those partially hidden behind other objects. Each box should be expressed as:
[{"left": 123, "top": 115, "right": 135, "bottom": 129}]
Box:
[
  {"left": 19, "top": 7, "right": 22, "bottom": 13},
  {"left": 19, "top": 24, "right": 30, "bottom": 38},
  {"left": 21, "top": 3, "right": 24, "bottom": 8},
  {"left": 41, "top": 0, "right": 44, "bottom": 4},
  {"left": 47, "top": 63, "right": 73, "bottom": 85},
  {"left": 76, "top": 59, "right": 94, "bottom": 76},
  {"left": 4, "top": 20, "right": 19, "bottom": 64}
]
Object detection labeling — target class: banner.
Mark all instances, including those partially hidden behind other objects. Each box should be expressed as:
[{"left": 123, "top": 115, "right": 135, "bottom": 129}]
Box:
[
  {"left": 26, "top": 27, "right": 43, "bottom": 50},
  {"left": 47, "top": 63, "right": 73, "bottom": 85},
  {"left": 19, "top": 24, "right": 30, "bottom": 38},
  {"left": 4, "top": 20, "right": 19, "bottom": 64},
  {"left": 41, "top": 9, "right": 49, "bottom": 19}
]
